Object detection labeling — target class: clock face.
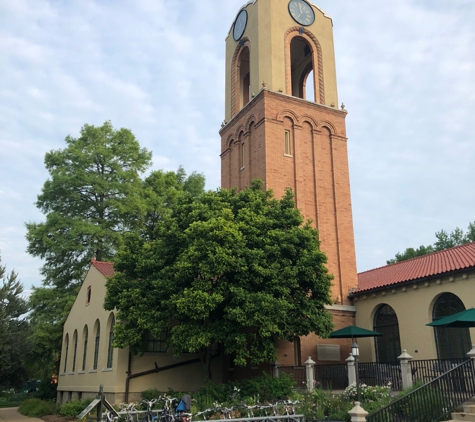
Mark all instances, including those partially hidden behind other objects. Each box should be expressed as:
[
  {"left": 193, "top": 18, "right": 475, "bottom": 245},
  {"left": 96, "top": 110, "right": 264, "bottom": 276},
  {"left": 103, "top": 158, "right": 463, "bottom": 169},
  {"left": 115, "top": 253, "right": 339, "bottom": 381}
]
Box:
[
  {"left": 288, "top": 0, "right": 315, "bottom": 26},
  {"left": 233, "top": 10, "right": 248, "bottom": 41}
]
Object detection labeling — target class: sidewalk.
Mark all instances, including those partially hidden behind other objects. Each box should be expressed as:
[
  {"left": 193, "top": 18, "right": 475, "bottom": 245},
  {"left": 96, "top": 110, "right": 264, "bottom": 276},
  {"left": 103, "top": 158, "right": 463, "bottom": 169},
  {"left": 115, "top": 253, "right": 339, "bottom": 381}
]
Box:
[{"left": 0, "top": 408, "right": 43, "bottom": 422}]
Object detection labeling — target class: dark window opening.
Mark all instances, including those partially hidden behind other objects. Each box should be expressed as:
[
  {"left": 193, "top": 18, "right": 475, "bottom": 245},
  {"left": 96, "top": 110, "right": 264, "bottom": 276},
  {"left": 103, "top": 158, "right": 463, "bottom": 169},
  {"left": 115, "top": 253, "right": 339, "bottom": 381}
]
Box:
[
  {"left": 433, "top": 293, "right": 471, "bottom": 359},
  {"left": 146, "top": 330, "right": 168, "bottom": 353},
  {"left": 374, "top": 304, "right": 401, "bottom": 363}
]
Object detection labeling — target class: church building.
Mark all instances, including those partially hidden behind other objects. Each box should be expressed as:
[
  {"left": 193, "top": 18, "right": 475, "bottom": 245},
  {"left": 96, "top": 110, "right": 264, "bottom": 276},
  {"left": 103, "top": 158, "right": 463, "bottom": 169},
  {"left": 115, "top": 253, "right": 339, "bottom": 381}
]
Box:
[{"left": 57, "top": 0, "right": 475, "bottom": 404}]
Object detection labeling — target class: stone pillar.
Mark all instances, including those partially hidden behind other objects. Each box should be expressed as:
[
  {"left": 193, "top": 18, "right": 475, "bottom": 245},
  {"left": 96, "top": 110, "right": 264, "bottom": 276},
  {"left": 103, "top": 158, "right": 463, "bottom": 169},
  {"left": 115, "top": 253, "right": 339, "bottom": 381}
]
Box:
[
  {"left": 398, "top": 350, "right": 413, "bottom": 390},
  {"left": 348, "top": 402, "right": 368, "bottom": 422},
  {"left": 346, "top": 353, "right": 356, "bottom": 386},
  {"left": 305, "top": 356, "right": 316, "bottom": 392},
  {"left": 273, "top": 360, "right": 280, "bottom": 378}
]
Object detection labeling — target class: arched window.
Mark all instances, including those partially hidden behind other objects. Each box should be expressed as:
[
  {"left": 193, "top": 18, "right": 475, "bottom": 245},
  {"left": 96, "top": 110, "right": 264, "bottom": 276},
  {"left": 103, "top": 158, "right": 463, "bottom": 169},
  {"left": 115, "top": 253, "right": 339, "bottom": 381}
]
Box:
[
  {"left": 231, "top": 41, "right": 251, "bottom": 116},
  {"left": 72, "top": 330, "right": 78, "bottom": 372},
  {"left": 290, "top": 36, "right": 314, "bottom": 100},
  {"left": 106, "top": 315, "right": 115, "bottom": 368},
  {"left": 63, "top": 334, "right": 69, "bottom": 373},
  {"left": 82, "top": 325, "right": 88, "bottom": 371},
  {"left": 93, "top": 321, "right": 100, "bottom": 370},
  {"left": 373, "top": 304, "right": 401, "bottom": 363},
  {"left": 432, "top": 293, "right": 471, "bottom": 359},
  {"left": 238, "top": 46, "right": 250, "bottom": 110}
]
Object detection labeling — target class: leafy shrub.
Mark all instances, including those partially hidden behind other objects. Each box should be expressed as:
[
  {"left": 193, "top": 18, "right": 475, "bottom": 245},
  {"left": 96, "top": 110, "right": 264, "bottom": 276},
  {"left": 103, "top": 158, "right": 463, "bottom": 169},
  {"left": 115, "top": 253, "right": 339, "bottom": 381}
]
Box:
[
  {"left": 141, "top": 388, "right": 162, "bottom": 401},
  {"left": 59, "top": 398, "right": 93, "bottom": 418},
  {"left": 34, "top": 379, "right": 58, "bottom": 401},
  {"left": 192, "top": 373, "right": 296, "bottom": 413},
  {"left": 194, "top": 381, "right": 235, "bottom": 410},
  {"left": 19, "top": 398, "right": 58, "bottom": 417},
  {"left": 343, "top": 383, "right": 391, "bottom": 404},
  {"left": 239, "top": 372, "right": 296, "bottom": 402}
]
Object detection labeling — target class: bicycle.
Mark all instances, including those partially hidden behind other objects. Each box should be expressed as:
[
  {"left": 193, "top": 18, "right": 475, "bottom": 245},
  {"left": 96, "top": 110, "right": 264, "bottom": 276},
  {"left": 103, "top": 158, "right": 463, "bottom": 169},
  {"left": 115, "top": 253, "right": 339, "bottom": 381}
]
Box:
[
  {"left": 121, "top": 403, "right": 139, "bottom": 422},
  {"left": 142, "top": 399, "right": 158, "bottom": 422},
  {"left": 105, "top": 410, "right": 119, "bottom": 422},
  {"left": 158, "top": 395, "right": 178, "bottom": 422}
]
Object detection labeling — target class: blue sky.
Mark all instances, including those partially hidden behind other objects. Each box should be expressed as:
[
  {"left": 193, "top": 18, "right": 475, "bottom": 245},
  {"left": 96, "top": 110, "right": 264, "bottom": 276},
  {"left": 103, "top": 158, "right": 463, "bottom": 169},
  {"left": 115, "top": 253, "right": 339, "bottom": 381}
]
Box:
[{"left": 1, "top": 0, "right": 474, "bottom": 294}]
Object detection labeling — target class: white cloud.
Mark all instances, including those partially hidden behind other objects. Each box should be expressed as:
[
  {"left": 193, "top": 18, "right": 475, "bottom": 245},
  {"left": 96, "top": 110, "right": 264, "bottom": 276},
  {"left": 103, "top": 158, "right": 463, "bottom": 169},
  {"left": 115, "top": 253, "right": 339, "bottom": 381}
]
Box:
[{"left": 1, "top": 0, "right": 474, "bottom": 287}]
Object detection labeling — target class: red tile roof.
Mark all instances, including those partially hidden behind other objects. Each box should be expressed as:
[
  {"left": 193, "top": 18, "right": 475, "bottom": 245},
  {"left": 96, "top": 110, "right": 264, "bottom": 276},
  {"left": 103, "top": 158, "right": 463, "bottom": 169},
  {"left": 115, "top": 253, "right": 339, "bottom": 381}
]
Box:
[
  {"left": 354, "top": 242, "right": 475, "bottom": 294},
  {"left": 91, "top": 260, "right": 115, "bottom": 278}
]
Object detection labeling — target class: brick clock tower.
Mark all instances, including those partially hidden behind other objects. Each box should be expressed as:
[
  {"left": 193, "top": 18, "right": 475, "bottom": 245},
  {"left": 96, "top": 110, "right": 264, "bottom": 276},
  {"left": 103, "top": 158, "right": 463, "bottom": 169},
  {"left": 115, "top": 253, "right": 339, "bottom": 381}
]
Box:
[{"left": 220, "top": 0, "right": 358, "bottom": 365}]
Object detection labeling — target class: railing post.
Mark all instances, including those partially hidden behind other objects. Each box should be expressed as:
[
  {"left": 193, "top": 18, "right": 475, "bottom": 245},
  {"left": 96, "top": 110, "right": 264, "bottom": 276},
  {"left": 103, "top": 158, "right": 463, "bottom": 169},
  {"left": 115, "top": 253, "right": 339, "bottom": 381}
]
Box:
[
  {"left": 305, "top": 356, "right": 316, "bottom": 392},
  {"left": 348, "top": 402, "right": 368, "bottom": 422},
  {"left": 97, "top": 384, "right": 103, "bottom": 422},
  {"left": 346, "top": 353, "right": 356, "bottom": 386},
  {"left": 273, "top": 360, "right": 280, "bottom": 378},
  {"left": 398, "top": 350, "right": 413, "bottom": 390}
]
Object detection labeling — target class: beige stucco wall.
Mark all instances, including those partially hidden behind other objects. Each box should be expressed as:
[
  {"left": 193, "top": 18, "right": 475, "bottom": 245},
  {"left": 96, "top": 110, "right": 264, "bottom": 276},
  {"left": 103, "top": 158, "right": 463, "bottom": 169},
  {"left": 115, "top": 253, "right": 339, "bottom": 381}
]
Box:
[
  {"left": 353, "top": 269, "right": 475, "bottom": 363},
  {"left": 225, "top": 0, "right": 338, "bottom": 121},
  {"left": 57, "top": 265, "right": 223, "bottom": 404}
]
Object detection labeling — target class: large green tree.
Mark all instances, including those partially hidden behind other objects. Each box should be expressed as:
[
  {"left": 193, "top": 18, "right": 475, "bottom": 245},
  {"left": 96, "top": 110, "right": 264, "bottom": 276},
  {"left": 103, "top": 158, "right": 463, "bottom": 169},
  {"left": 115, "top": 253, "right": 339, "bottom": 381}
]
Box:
[
  {"left": 0, "top": 255, "right": 30, "bottom": 388},
  {"left": 26, "top": 121, "right": 153, "bottom": 290},
  {"left": 387, "top": 221, "right": 475, "bottom": 264},
  {"left": 25, "top": 121, "right": 152, "bottom": 378},
  {"left": 25, "top": 121, "right": 205, "bottom": 377},
  {"left": 104, "top": 181, "right": 334, "bottom": 379}
]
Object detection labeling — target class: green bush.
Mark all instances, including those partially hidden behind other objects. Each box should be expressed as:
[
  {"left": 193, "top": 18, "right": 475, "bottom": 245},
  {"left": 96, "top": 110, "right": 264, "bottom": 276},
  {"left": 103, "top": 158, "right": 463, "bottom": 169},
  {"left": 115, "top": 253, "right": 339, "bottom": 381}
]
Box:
[
  {"left": 239, "top": 372, "right": 296, "bottom": 402},
  {"left": 59, "top": 398, "right": 93, "bottom": 418},
  {"left": 34, "top": 379, "right": 58, "bottom": 401},
  {"left": 19, "top": 398, "right": 58, "bottom": 417},
  {"left": 141, "top": 388, "right": 161, "bottom": 401}
]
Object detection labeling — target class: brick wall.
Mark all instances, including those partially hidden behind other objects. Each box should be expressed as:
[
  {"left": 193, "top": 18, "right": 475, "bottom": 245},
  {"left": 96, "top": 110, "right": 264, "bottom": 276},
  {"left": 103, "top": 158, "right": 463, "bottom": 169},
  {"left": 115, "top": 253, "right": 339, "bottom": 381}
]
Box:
[{"left": 220, "top": 89, "right": 358, "bottom": 306}]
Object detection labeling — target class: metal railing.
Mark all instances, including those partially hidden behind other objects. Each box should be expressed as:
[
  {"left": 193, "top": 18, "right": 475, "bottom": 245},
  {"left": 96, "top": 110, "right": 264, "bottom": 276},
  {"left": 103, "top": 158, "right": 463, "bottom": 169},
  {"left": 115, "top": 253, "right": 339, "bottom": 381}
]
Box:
[
  {"left": 279, "top": 366, "right": 306, "bottom": 386},
  {"left": 410, "top": 358, "right": 468, "bottom": 385},
  {"left": 314, "top": 363, "right": 348, "bottom": 390},
  {"left": 359, "top": 362, "right": 402, "bottom": 391},
  {"left": 193, "top": 415, "right": 305, "bottom": 422},
  {"left": 367, "top": 358, "right": 475, "bottom": 422}
]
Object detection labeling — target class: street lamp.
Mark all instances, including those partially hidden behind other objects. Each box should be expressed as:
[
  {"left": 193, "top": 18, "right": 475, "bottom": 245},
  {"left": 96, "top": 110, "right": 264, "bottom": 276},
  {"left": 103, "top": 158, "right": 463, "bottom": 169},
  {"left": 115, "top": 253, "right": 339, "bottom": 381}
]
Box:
[{"left": 351, "top": 342, "right": 361, "bottom": 402}]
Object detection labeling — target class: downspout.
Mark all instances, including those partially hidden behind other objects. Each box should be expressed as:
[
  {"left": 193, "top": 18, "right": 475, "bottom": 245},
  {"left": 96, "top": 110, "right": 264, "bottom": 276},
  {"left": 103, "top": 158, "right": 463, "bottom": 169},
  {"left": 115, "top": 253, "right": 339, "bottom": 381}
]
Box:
[{"left": 124, "top": 358, "right": 200, "bottom": 402}]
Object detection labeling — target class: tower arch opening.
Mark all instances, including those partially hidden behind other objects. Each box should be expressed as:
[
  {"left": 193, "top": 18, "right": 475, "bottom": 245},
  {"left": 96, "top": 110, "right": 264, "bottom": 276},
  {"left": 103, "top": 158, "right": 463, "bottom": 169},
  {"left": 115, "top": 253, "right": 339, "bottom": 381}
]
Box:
[
  {"left": 290, "top": 36, "right": 314, "bottom": 100},
  {"left": 231, "top": 41, "right": 251, "bottom": 116}
]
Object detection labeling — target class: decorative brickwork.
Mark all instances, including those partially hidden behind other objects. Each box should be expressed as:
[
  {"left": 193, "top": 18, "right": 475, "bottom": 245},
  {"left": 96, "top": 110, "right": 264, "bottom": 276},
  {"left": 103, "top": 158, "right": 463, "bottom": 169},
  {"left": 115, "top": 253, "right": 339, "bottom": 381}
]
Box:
[{"left": 221, "top": 90, "right": 357, "bottom": 306}]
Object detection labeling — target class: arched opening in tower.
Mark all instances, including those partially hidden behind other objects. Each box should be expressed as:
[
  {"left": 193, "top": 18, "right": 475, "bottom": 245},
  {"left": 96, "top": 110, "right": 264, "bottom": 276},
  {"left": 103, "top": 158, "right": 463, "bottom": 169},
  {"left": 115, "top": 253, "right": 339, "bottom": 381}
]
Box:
[
  {"left": 239, "top": 46, "right": 250, "bottom": 108},
  {"left": 290, "top": 36, "right": 314, "bottom": 101}
]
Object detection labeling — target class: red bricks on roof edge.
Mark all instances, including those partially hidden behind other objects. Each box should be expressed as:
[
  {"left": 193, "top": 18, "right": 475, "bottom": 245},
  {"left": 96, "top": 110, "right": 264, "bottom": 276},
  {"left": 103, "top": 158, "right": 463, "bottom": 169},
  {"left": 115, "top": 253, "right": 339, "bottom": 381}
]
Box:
[
  {"left": 91, "top": 260, "right": 115, "bottom": 278},
  {"left": 354, "top": 242, "right": 475, "bottom": 294}
]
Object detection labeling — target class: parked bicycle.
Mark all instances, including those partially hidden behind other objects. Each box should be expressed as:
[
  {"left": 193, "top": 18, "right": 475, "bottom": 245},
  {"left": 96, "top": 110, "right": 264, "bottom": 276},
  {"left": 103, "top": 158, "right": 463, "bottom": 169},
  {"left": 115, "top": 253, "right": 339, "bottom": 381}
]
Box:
[{"left": 142, "top": 399, "right": 158, "bottom": 422}]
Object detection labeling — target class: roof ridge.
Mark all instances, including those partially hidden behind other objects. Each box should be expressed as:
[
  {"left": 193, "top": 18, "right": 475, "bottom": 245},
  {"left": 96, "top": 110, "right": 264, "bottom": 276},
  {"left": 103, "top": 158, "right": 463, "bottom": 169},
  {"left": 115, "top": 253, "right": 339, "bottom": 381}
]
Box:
[
  {"left": 358, "top": 241, "right": 475, "bottom": 275},
  {"left": 355, "top": 242, "right": 475, "bottom": 294},
  {"left": 91, "top": 260, "right": 115, "bottom": 277}
]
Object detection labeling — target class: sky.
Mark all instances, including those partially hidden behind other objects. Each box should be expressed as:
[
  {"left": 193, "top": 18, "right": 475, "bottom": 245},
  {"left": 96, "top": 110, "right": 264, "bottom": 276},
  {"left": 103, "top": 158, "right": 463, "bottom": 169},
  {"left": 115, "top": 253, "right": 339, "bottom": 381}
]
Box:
[{"left": 1, "top": 0, "right": 474, "bottom": 295}]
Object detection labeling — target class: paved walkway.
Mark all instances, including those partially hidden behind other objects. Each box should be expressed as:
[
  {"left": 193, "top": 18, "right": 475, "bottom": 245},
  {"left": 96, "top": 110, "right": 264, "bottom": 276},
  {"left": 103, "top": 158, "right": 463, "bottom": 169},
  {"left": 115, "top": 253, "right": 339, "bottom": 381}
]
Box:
[{"left": 0, "top": 408, "right": 43, "bottom": 422}]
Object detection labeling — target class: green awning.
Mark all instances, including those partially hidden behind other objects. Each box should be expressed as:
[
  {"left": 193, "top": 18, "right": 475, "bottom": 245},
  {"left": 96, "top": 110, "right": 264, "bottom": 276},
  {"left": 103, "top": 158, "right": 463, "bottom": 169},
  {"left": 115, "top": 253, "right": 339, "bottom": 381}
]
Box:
[
  {"left": 426, "top": 307, "right": 475, "bottom": 328},
  {"left": 329, "top": 325, "right": 382, "bottom": 339}
]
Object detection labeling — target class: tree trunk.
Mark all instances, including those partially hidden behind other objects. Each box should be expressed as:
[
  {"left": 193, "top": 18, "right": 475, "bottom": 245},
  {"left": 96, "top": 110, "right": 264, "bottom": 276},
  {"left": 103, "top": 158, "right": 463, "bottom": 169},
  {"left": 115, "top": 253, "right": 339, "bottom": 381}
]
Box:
[{"left": 200, "top": 348, "right": 212, "bottom": 381}]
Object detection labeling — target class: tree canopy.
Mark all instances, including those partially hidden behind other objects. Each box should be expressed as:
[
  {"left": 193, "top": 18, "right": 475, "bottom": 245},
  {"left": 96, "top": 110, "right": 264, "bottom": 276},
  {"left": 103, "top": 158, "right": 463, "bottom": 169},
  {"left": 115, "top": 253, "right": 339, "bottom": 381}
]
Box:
[
  {"left": 104, "top": 181, "right": 334, "bottom": 379},
  {"left": 0, "top": 255, "right": 30, "bottom": 388},
  {"left": 25, "top": 120, "right": 205, "bottom": 378},
  {"left": 387, "top": 221, "right": 475, "bottom": 264},
  {"left": 26, "top": 121, "right": 153, "bottom": 289}
]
